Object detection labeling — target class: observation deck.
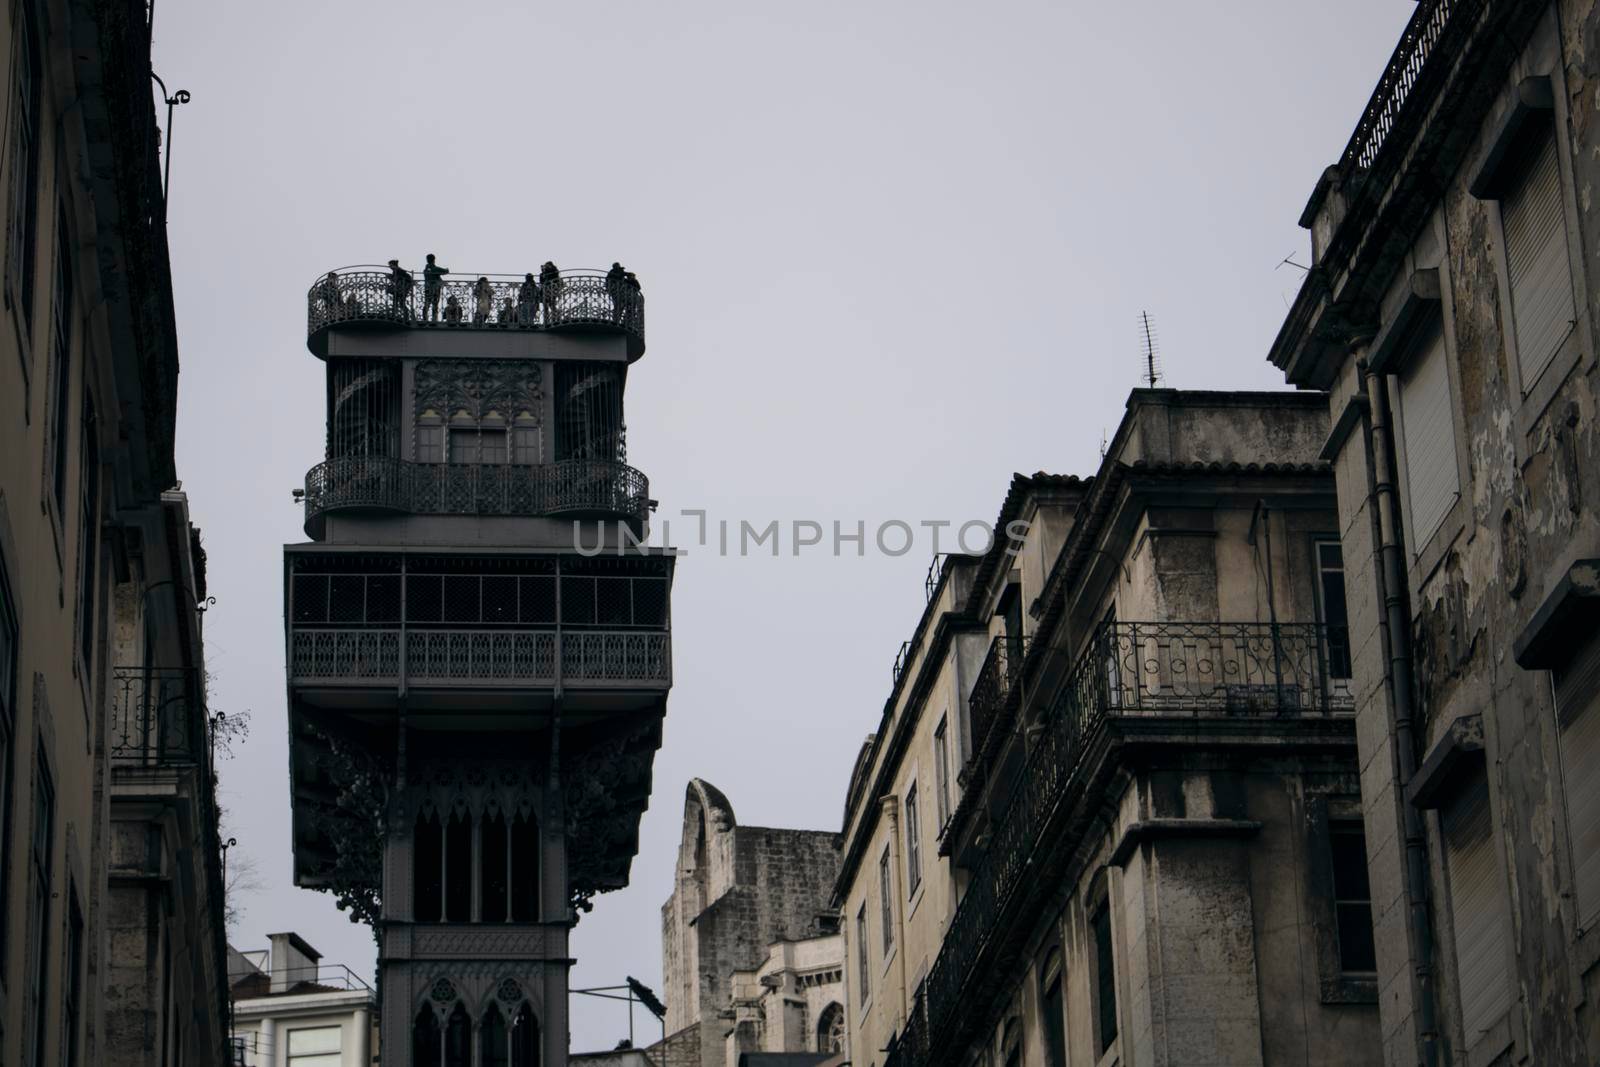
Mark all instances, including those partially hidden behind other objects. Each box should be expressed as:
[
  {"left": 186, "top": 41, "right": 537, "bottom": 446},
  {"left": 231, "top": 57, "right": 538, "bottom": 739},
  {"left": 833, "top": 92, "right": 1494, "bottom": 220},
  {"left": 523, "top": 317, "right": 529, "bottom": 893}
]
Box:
[{"left": 306, "top": 264, "right": 646, "bottom": 361}]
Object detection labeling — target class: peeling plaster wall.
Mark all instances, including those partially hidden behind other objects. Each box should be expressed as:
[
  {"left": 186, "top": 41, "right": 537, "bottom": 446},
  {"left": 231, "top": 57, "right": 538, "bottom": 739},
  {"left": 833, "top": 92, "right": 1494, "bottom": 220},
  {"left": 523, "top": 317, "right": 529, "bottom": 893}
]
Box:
[{"left": 1300, "top": 4, "right": 1600, "bottom": 1062}]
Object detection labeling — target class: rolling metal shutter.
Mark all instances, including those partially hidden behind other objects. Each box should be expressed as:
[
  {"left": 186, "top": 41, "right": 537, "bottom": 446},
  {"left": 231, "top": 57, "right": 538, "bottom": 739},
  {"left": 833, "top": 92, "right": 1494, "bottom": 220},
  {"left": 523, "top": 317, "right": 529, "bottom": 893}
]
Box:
[
  {"left": 1398, "top": 320, "right": 1459, "bottom": 548},
  {"left": 1557, "top": 633, "right": 1600, "bottom": 929},
  {"left": 1443, "top": 774, "right": 1512, "bottom": 1037},
  {"left": 1503, "top": 130, "right": 1574, "bottom": 393}
]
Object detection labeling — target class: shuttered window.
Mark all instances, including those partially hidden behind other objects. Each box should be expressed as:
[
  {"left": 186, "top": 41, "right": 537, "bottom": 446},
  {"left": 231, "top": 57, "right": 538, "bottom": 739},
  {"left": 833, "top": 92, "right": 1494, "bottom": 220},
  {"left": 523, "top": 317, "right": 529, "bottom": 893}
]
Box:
[
  {"left": 1397, "top": 319, "right": 1459, "bottom": 549},
  {"left": 1501, "top": 126, "right": 1574, "bottom": 394},
  {"left": 1556, "top": 632, "right": 1600, "bottom": 930},
  {"left": 1443, "top": 774, "right": 1512, "bottom": 1038}
]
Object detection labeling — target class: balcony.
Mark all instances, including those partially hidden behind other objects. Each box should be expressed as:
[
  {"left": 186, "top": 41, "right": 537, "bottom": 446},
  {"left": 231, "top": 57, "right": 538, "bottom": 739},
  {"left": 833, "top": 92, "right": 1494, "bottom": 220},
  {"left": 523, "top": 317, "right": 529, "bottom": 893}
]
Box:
[
  {"left": 966, "top": 634, "right": 1030, "bottom": 764},
  {"left": 301, "top": 455, "right": 650, "bottom": 538},
  {"left": 288, "top": 559, "right": 673, "bottom": 691},
  {"left": 305, "top": 265, "right": 644, "bottom": 360},
  {"left": 111, "top": 667, "right": 205, "bottom": 767},
  {"left": 893, "top": 620, "right": 1352, "bottom": 1067}
]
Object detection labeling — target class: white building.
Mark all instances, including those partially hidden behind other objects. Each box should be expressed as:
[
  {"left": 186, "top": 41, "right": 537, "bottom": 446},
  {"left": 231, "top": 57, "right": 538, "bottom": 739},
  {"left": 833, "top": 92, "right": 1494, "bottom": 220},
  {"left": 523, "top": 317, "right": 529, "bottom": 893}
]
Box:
[{"left": 229, "top": 932, "right": 376, "bottom": 1067}]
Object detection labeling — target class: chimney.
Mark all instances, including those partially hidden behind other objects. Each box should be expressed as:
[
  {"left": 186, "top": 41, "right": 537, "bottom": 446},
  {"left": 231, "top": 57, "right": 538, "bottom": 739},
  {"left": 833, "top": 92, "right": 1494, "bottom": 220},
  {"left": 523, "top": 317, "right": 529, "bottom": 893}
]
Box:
[{"left": 267, "top": 932, "right": 322, "bottom": 994}]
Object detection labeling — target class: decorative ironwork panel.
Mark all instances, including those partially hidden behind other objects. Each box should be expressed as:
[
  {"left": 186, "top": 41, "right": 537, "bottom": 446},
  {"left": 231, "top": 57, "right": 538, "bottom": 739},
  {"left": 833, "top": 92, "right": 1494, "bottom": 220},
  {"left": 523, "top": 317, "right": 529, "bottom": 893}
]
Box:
[
  {"left": 290, "top": 629, "right": 401, "bottom": 682},
  {"left": 301, "top": 456, "right": 650, "bottom": 526},
  {"left": 967, "top": 634, "right": 1030, "bottom": 757},
  {"left": 110, "top": 667, "right": 202, "bottom": 766},
  {"left": 404, "top": 630, "right": 557, "bottom": 685},
  {"left": 413, "top": 359, "right": 542, "bottom": 421}
]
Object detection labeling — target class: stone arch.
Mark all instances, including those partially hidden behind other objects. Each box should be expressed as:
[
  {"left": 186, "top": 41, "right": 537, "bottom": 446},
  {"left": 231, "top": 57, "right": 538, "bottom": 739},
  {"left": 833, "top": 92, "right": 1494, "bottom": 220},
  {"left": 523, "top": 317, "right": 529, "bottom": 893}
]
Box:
[
  {"left": 817, "top": 1001, "right": 846, "bottom": 1053},
  {"left": 679, "top": 778, "right": 736, "bottom": 904}
]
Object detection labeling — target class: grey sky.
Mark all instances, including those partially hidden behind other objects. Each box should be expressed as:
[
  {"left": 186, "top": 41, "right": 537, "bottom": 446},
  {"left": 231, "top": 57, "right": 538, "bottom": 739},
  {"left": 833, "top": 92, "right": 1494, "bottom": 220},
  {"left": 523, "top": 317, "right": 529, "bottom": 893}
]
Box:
[{"left": 152, "top": 0, "right": 1413, "bottom": 1049}]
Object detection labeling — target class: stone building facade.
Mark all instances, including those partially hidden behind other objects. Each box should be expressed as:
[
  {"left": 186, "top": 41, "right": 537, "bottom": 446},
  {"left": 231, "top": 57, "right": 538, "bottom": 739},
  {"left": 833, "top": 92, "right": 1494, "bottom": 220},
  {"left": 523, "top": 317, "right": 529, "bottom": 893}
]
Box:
[
  {"left": 1272, "top": 0, "right": 1600, "bottom": 1062},
  {"left": 839, "top": 391, "right": 1381, "bottom": 1067},
  {"left": 654, "top": 780, "right": 845, "bottom": 1067},
  {"left": 0, "top": 1, "right": 230, "bottom": 1065}
]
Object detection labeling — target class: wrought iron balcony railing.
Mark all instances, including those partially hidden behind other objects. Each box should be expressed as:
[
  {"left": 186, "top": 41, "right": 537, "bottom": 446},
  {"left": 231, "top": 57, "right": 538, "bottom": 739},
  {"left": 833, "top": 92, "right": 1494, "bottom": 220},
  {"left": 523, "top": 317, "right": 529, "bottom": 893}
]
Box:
[
  {"left": 891, "top": 620, "right": 1352, "bottom": 1067},
  {"left": 302, "top": 456, "right": 650, "bottom": 535},
  {"left": 1337, "top": 0, "right": 1478, "bottom": 175},
  {"left": 966, "top": 634, "right": 1030, "bottom": 762},
  {"left": 111, "top": 667, "right": 204, "bottom": 766},
  {"left": 288, "top": 628, "right": 671, "bottom": 689},
  {"left": 305, "top": 266, "right": 644, "bottom": 357}
]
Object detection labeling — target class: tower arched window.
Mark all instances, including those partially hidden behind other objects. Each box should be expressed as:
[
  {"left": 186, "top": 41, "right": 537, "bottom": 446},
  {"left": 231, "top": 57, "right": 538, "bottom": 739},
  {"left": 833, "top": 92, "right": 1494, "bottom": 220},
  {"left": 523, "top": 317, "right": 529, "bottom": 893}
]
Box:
[
  {"left": 443, "top": 1002, "right": 471, "bottom": 1067},
  {"left": 482, "top": 1002, "right": 509, "bottom": 1067},
  {"left": 511, "top": 1002, "right": 541, "bottom": 1067},
  {"left": 413, "top": 1008, "right": 442, "bottom": 1067}
]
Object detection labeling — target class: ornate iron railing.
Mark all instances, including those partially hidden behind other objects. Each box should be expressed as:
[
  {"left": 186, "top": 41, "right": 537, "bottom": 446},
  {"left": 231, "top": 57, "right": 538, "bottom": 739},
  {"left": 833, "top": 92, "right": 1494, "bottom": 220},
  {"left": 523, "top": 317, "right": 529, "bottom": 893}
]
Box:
[
  {"left": 890, "top": 620, "right": 1351, "bottom": 1067},
  {"left": 1337, "top": 0, "right": 1480, "bottom": 174},
  {"left": 302, "top": 456, "right": 651, "bottom": 529},
  {"left": 305, "top": 266, "right": 644, "bottom": 351},
  {"left": 966, "top": 634, "right": 1030, "bottom": 759},
  {"left": 288, "top": 628, "right": 670, "bottom": 687},
  {"left": 110, "top": 667, "right": 203, "bottom": 765},
  {"left": 893, "top": 640, "right": 913, "bottom": 686}
]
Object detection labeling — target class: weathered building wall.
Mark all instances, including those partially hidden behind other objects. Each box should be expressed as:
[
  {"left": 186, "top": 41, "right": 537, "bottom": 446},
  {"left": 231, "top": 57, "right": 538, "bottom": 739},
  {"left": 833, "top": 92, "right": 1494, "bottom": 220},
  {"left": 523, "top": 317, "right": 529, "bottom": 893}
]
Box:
[
  {"left": 1275, "top": 2, "right": 1600, "bottom": 1063},
  {"left": 660, "top": 781, "right": 841, "bottom": 1067}
]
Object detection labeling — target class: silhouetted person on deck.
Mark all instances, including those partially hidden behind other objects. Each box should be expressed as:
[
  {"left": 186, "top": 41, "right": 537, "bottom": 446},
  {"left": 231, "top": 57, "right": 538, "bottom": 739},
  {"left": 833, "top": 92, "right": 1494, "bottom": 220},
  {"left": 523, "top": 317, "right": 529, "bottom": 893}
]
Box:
[
  {"left": 317, "top": 271, "right": 341, "bottom": 318},
  {"left": 538, "top": 261, "right": 562, "bottom": 325},
  {"left": 386, "top": 260, "right": 413, "bottom": 319},
  {"left": 606, "top": 262, "right": 627, "bottom": 324},
  {"left": 423, "top": 253, "right": 449, "bottom": 322},
  {"left": 473, "top": 277, "right": 492, "bottom": 324},
  {"left": 517, "top": 273, "right": 538, "bottom": 324}
]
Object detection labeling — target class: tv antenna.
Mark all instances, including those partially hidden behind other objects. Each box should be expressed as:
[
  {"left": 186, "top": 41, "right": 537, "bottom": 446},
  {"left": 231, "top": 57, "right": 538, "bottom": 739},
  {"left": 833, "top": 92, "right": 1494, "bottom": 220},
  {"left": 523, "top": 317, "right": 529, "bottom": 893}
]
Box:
[{"left": 1139, "top": 311, "right": 1163, "bottom": 388}]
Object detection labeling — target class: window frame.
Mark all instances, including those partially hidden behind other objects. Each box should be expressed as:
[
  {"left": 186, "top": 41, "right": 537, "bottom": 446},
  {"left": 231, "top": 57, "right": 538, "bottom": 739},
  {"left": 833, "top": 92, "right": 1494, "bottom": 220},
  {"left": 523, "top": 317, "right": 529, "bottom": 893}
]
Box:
[
  {"left": 904, "top": 781, "right": 922, "bottom": 899},
  {"left": 286, "top": 1024, "right": 343, "bottom": 1067},
  {"left": 6, "top": 0, "right": 44, "bottom": 369},
  {"left": 933, "top": 716, "right": 951, "bottom": 830},
  {"left": 1089, "top": 894, "right": 1118, "bottom": 1060},
  {"left": 855, "top": 903, "right": 870, "bottom": 1009},
  {"left": 1439, "top": 769, "right": 1517, "bottom": 1066},
  {"left": 1379, "top": 256, "right": 1471, "bottom": 593},
  {"left": 878, "top": 845, "right": 895, "bottom": 962},
  {"left": 0, "top": 553, "right": 17, "bottom": 982},
  {"left": 1473, "top": 72, "right": 1595, "bottom": 444},
  {"left": 25, "top": 748, "right": 54, "bottom": 1067}
]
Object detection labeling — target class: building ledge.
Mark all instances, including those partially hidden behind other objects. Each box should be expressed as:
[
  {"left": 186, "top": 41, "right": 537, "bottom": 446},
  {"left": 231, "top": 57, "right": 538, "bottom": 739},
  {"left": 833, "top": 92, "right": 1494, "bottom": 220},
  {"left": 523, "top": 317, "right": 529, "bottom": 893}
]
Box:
[
  {"left": 1512, "top": 559, "right": 1600, "bottom": 669},
  {"left": 1107, "top": 818, "right": 1262, "bottom": 867}
]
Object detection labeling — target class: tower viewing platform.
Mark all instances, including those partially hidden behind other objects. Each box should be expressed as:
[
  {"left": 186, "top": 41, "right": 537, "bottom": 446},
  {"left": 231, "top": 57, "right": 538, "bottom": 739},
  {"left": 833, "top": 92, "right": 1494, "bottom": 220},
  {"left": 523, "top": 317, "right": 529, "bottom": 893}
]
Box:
[{"left": 306, "top": 264, "right": 646, "bottom": 360}]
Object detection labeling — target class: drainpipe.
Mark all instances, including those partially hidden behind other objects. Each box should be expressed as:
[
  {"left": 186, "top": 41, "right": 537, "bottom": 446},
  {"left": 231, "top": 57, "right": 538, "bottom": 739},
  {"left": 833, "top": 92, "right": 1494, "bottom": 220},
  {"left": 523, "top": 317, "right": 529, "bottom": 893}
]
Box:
[
  {"left": 1363, "top": 362, "right": 1440, "bottom": 1067},
  {"left": 880, "top": 795, "right": 910, "bottom": 1033}
]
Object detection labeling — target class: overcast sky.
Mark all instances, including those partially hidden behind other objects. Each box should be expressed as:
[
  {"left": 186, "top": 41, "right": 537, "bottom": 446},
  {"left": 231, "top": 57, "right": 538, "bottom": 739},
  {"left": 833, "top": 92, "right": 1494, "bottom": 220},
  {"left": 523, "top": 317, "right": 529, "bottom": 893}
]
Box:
[{"left": 152, "top": 0, "right": 1414, "bottom": 1050}]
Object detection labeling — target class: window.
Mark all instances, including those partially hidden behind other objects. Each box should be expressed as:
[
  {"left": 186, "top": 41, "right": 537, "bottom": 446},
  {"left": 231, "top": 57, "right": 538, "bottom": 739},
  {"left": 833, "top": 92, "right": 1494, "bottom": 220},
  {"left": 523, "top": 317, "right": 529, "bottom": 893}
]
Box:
[
  {"left": 76, "top": 395, "right": 99, "bottom": 677},
  {"left": 1556, "top": 633, "right": 1600, "bottom": 929},
  {"left": 413, "top": 1010, "right": 442, "bottom": 1067},
  {"left": 1314, "top": 540, "right": 1352, "bottom": 681},
  {"left": 415, "top": 811, "right": 443, "bottom": 921},
  {"left": 511, "top": 420, "right": 541, "bottom": 465},
  {"left": 286, "top": 1026, "right": 341, "bottom": 1067},
  {"left": 416, "top": 420, "right": 444, "bottom": 464},
  {"left": 904, "top": 783, "right": 922, "bottom": 896},
  {"left": 7, "top": 0, "right": 42, "bottom": 331},
  {"left": 444, "top": 1003, "right": 471, "bottom": 1067},
  {"left": 416, "top": 808, "right": 539, "bottom": 923},
  {"left": 817, "top": 1002, "right": 845, "bottom": 1053},
  {"left": 449, "top": 413, "right": 509, "bottom": 465},
  {"left": 1499, "top": 119, "right": 1574, "bottom": 395},
  {"left": 1040, "top": 948, "right": 1065, "bottom": 1067},
  {"left": 1396, "top": 317, "right": 1459, "bottom": 550},
  {"left": 25, "top": 754, "right": 54, "bottom": 1067},
  {"left": 1328, "top": 822, "right": 1377, "bottom": 972},
  {"left": 933, "top": 717, "right": 951, "bottom": 827},
  {"left": 1442, "top": 773, "right": 1513, "bottom": 1040},
  {"left": 481, "top": 1004, "right": 509, "bottom": 1067},
  {"left": 1091, "top": 901, "right": 1118, "bottom": 1056},
  {"left": 509, "top": 1001, "right": 539, "bottom": 1066},
  {"left": 856, "top": 905, "right": 870, "bottom": 1001},
  {"left": 879, "top": 847, "right": 894, "bottom": 956},
  {"left": 63, "top": 890, "right": 83, "bottom": 1067},
  {"left": 1000, "top": 1017, "right": 1022, "bottom": 1067},
  {"left": 47, "top": 203, "right": 74, "bottom": 515}
]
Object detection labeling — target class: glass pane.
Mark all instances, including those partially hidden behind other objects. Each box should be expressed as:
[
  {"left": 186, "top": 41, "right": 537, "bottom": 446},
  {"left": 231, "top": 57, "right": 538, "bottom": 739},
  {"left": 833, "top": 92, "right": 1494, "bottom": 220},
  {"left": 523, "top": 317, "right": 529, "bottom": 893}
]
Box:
[{"left": 287, "top": 1025, "right": 342, "bottom": 1054}]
